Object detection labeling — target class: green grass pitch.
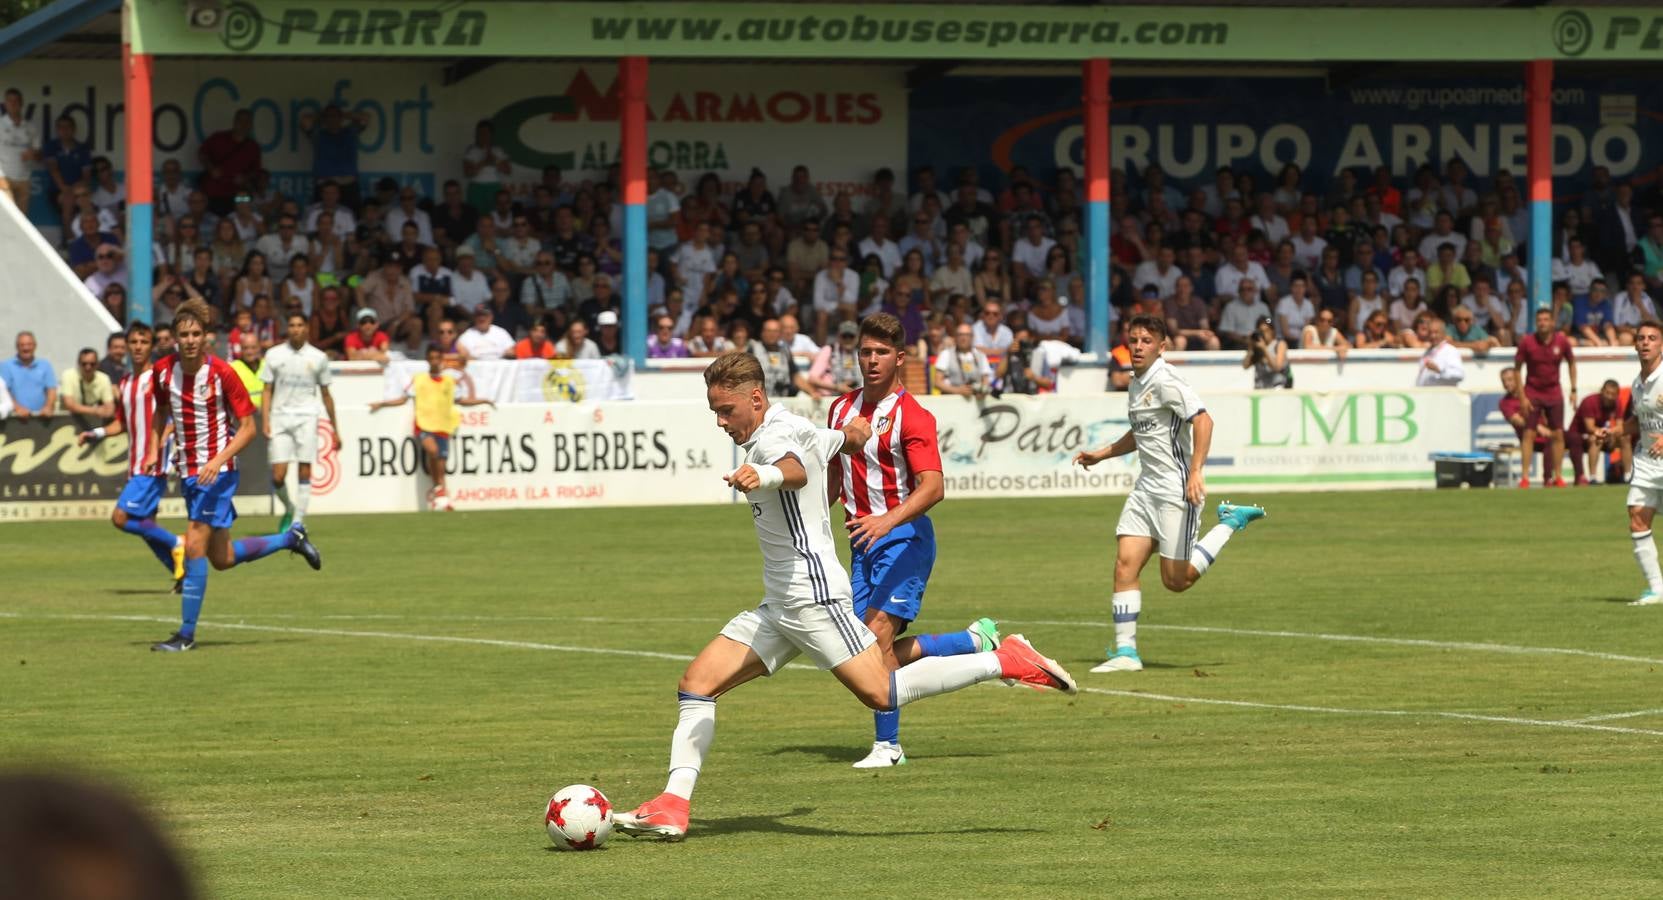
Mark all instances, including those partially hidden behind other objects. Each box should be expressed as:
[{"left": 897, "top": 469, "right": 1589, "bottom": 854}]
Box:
[{"left": 3, "top": 489, "right": 1662, "bottom": 897}]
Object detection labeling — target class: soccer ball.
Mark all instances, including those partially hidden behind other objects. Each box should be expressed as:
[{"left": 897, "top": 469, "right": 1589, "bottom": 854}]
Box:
[{"left": 545, "top": 784, "right": 613, "bottom": 851}]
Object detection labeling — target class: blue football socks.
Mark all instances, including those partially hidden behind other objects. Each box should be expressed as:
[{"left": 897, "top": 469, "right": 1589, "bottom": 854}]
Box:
[
  {"left": 121, "top": 517, "right": 178, "bottom": 572},
  {"left": 179, "top": 557, "right": 208, "bottom": 638},
  {"left": 232, "top": 531, "right": 296, "bottom": 565}
]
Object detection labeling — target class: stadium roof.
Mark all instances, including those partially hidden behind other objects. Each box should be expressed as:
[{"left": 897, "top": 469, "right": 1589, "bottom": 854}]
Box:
[{"left": 1, "top": 0, "right": 1657, "bottom": 70}]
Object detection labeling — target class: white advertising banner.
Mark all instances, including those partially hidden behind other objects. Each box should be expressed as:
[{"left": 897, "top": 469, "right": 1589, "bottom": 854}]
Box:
[
  {"left": 380, "top": 358, "right": 633, "bottom": 404},
  {"left": 2, "top": 59, "right": 908, "bottom": 219},
  {"left": 307, "top": 400, "right": 738, "bottom": 514},
  {"left": 303, "top": 387, "right": 1471, "bottom": 517}
]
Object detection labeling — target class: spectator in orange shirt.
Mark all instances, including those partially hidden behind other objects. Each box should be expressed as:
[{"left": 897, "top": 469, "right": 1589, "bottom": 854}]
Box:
[{"left": 514, "top": 319, "right": 558, "bottom": 360}]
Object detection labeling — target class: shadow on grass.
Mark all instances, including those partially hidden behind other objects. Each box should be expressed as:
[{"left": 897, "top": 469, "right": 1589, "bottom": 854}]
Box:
[
  {"left": 767, "top": 744, "right": 993, "bottom": 762},
  {"left": 1600, "top": 596, "right": 1647, "bottom": 604},
  {"left": 693, "top": 806, "right": 1038, "bottom": 838},
  {"left": 108, "top": 588, "right": 176, "bottom": 596}
]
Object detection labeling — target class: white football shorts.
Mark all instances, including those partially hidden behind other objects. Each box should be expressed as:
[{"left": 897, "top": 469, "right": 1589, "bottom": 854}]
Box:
[
  {"left": 268, "top": 413, "right": 320, "bottom": 465},
  {"left": 1116, "top": 489, "right": 1201, "bottom": 561},
  {"left": 720, "top": 597, "right": 874, "bottom": 673}
]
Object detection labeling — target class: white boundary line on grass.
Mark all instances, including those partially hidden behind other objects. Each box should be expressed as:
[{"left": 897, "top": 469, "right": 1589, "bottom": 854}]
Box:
[
  {"left": 1559, "top": 707, "right": 1663, "bottom": 724},
  {"left": 77, "top": 610, "right": 1663, "bottom": 668},
  {"left": 1002, "top": 620, "right": 1663, "bottom": 667},
  {"left": 6, "top": 611, "right": 1662, "bottom": 739}
]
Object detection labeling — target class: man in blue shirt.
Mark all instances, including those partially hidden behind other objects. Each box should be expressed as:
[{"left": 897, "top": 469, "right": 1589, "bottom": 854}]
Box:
[
  {"left": 66, "top": 210, "right": 120, "bottom": 278},
  {"left": 300, "top": 105, "right": 367, "bottom": 207},
  {"left": 42, "top": 115, "right": 91, "bottom": 233},
  {"left": 0, "top": 331, "right": 57, "bottom": 419}
]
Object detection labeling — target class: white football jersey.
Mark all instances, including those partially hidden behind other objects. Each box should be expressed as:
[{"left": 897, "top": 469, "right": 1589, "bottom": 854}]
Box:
[
  {"left": 1631, "top": 365, "right": 1663, "bottom": 490},
  {"left": 260, "top": 342, "right": 332, "bottom": 416},
  {"left": 741, "top": 405, "right": 852, "bottom": 604},
  {"left": 1127, "top": 357, "right": 1206, "bottom": 504}
]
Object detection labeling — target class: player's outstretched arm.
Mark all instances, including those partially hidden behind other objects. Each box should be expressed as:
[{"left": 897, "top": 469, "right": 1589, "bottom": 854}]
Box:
[
  {"left": 367, "top": 395, "right": 409, "bottom": 412},
  {"left": 1074, "top": 430, "right": 1137, "bottom": 469}
]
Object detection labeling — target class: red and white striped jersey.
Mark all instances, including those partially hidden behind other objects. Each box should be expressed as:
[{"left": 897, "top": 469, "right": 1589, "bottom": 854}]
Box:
[
  {"left": 114, "top": 367, "right": 159, "bottom": 478},
  {"left": 152, "top": 354, "right": 255, "bottom": 478},
  {"left": 827, "top": 387, "right": 942, "bottom": 517}
]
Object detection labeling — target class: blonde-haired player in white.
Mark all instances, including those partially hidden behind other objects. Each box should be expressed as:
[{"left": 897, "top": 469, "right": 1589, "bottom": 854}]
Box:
[
  {"left": 613, "top": 352, "right": 1076, "bottom": 842},
  {"left": 1075, "top": 314, "right": 1267, "bottom": 673},
  {"left": 261, "top": 311, "right": 340, "bottom": 531},
  {"left": 1624, "top": 319, "right": 1663, "bottom": 606}
]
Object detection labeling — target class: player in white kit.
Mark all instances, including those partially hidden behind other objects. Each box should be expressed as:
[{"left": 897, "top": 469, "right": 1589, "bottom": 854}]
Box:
[
  {"left": 613, "top": 352, "right": 1077, "bottom": 842},
  {"left": 1623, "top": 320, "right": 1663, "bottom": 606},
  {"left": 1075, "top": 314, "right": 1267, "bottom": 673},
  {"left": 260, "top": 311, "right": 340, "bottom": 530}
]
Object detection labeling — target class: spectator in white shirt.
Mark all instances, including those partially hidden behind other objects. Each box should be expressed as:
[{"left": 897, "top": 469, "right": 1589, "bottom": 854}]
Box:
[
  {"left": 810, "top": 250, "right": 860, "bottom": 344},
  {"left": 384, "top": 186, "right": 434, "bottom": 246},
  {"left": 934, "top": 323, "right": 992, "bottom": 396},
  {"left": 1010, "top": 215, "right": 1056, "bottom": 283},
  {"left": 83, "top": 245, "right": 129, "bottom": 297},
  {"left": 897, "top": 209, "right": 943, "bottom": 275},
  {"left": 1199, "top": 167, "right": 1238, "bottom": 219},
  {"left": 1289, "top": 216, "right": 1328, "bottom": 271},
  {"left": 972, "top": 300, "right": 1014, "bottom": 355},
  {"left": 555, "top": 319, "right": 602, "bottom": 360},
  {"left": 1460, "top": 276, "right": 1512, "bottom": 344},
  {"left": 450, "top": 246, "right": 492, "bottom": 309},
  {"left": 929, "top": 242, "right": 974, "bottom": 304},
  {"left": 1417, "top": 211, "right": 1468, "bottom": 263},
  {"left": 1134, "top": 245, "right": 1182, "bottom": 299},
  {"left": 1249, "top": 193, "right": 1289, "bottom": 244},
  {"left": 672, "top": 221, "right": 719, "bottom": 309},
  {"left": 154, "top": 158, "right": 190, "bottom": 223},
  {"left": 1214, "top": 245, "right": 1269, "bottom": 303},
  {"left": 456, "top": 303, "right": 515, "bottom": 360},
  {"left": 253, "top": 214, "right": 307, "bottom": 282},
  {"left": 1414, "top": 314, "right": 1465, "bottom": 387},
  {"left": 1495, "top": 251, "right": 1528, "bottom": 297},
  {"left": 857, "top": 214, "right": 903, "bottom": 279},
  {"left": 1614, "top": 273, "right": 1659, "bottom": 345},
  {"left": 1218, "top": 279, "right": 1272, "bottom": 351},
  {"left": 779, "top": 313, "right": 819, "bottom": 356},
  {"left": 907, "top": 165, "right": 951, "bottom": 216},
  {"left": 1275, "top": 274, "right": 1318, "bottom": 344},
  {"left": 304, "top": 181, "right": 356, "bottom": 238},
  {"left": 1551, "top": 237, "right": 1602, "bottom": 299},
  {"left": 521, "top": 251, "right": 572, "bottom": 311},
  {"left": 1388, "top": 249, "right": 1429, "bottom": 299}
]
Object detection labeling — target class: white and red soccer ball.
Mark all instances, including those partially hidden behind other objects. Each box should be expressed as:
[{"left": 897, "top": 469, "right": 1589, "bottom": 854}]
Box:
[{"left": 546, "top": 784, "right": 613, "bottom": 851}]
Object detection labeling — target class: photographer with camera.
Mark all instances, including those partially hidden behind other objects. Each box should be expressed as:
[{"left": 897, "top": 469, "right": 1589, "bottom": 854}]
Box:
[
  {"left": 1243, "top": 315, "right": 1292, "bottom": 389},
  {"left": 996, "top": 327, "right": 1047, "bottom": 395}
]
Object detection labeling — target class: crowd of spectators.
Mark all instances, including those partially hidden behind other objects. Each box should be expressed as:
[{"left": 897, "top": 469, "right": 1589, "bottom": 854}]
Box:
[{"left": 6, "top": 91, "right": 1663, "bottom": 410}]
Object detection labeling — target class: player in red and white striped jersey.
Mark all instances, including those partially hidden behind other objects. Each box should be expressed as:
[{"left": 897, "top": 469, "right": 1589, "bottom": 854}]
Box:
[
  {"left": 825, "top": 313, "right": 1004, "bottom": 769},
  {"left": 77, "top": 321, "right": 183, "bottom": 587},
  {"left": 142, "top": 300, "right": 322, "bottom": 653}
]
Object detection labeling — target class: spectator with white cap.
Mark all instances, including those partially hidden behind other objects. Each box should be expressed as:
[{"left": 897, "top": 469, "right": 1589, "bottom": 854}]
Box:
[
  {"left": 344, "top": 307, "right": 390, "bottom": 363},
  {"left": 450, "top": 244, "right": 492, "bottom": 309},
  {"left": 594, "top": 310, "right": 624, "bottom": 356},
  {"left": 456, "top": 303, "right": 515, "bottom": 361}
]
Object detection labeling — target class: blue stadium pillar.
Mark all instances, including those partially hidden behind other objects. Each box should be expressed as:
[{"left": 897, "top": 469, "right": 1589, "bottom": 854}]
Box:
[
  {"left": 1083, "top": 59, "right": 1111, "bottom": 357},
  {"left": 1526, "top": 59, "right": 1552, "bottom": 314},
  {"left": 124, "top": 41, "right": 154, "bottom": 325},
  {"left": 621, "top": 56, "right": 648, "bottom": 365}
]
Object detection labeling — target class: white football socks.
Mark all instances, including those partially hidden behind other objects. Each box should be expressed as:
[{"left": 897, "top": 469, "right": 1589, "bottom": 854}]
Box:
[
  {"left": 294, "top": 480, "right": 311, "bottom": 525},
  {"left": 666, "top": 692, "right": 715, "bottom": 801},
  {"left": 1189, "top": 525, "right": 1236, "bottom": 577},
  {"left": 1634, "top": 531, "right": 1663, "bottom": 593},
  {"left": 1112, "top": 589, "right": 1141, "bottom": 650},
  {"left": 891, "top": 654, "right": 1001, "bottom": 706}
]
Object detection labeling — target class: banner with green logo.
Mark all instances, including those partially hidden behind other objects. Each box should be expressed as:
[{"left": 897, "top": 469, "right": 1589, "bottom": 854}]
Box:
[{"left": 129, "top": 2, "right": 1663, "bottom": 62}]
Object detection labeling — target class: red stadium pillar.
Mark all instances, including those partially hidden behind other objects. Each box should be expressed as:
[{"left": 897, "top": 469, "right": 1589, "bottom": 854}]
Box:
[
  {"left": 1083, "top": 59, "right": 1110, "bottom": 357},
  {"left": 123, "top": 43, "right": 154, "bottom": 326},
  {"left": 621, "top": 56, "right": 649, "bottom": 365},
  {"left": 1526, "top": 59, "right": 1552, "bottom": 314}
]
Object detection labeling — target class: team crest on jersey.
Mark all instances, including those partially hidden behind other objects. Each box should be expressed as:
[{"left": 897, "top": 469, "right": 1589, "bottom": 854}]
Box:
[
  {"left": 1138, "top": 391, "right": 1155, "bottom": 407},
  {"left": 874, "top": 415, "right": 893, "bottom": 437}
]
